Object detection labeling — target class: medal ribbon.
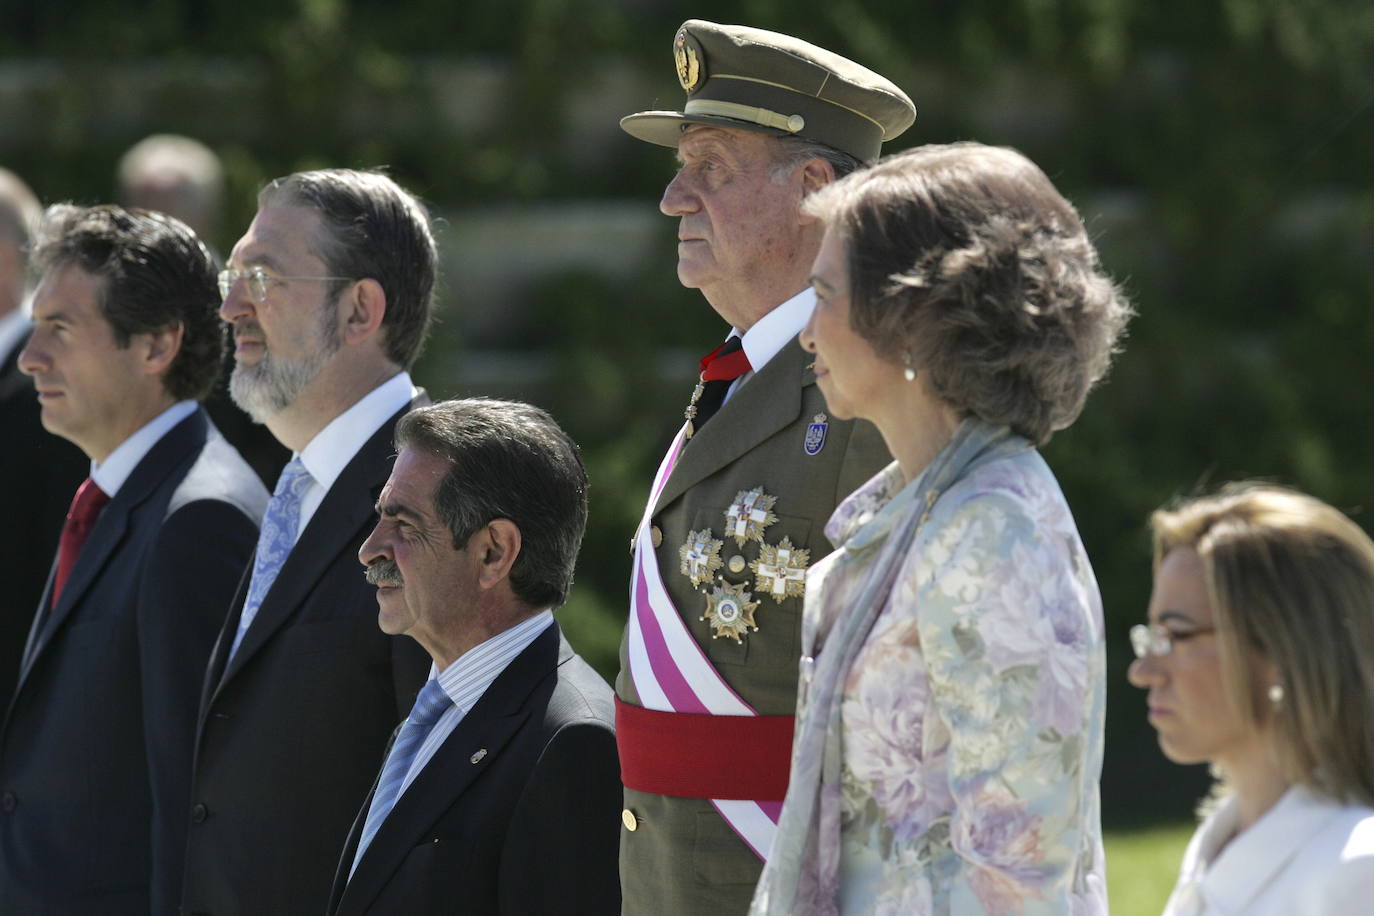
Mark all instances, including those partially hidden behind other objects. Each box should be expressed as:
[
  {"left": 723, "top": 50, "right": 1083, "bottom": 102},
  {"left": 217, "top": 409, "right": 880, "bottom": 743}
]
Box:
[{"left": 624, "top": 423, "right": 784, "bottom": 859}]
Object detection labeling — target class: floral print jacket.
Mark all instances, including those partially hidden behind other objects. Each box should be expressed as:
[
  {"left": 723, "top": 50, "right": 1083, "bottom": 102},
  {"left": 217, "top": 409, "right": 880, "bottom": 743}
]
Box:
[{"left": 801, "top": 450, "right": 1108, "bottom": 915}]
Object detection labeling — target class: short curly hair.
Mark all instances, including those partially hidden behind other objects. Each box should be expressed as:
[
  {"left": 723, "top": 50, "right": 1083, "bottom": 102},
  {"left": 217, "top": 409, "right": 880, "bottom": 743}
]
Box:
[
  {"left": 32, "top": 204, "right": 223, "bottom": 401},
  {"left": 804, "top": 142, "right": 1132, "bottom": 445}
]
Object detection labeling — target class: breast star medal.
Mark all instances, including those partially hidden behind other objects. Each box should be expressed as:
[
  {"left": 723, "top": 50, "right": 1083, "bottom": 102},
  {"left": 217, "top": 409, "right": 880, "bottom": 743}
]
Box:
[
  {"left": 750, "top": 536, "right": 810, "bottom": 602},
  {"left": 679, "top": 529, "right": 724, "bottom": 589},
  {"left": 723, "top": 487, "right": 778, "bottom": 547},
  {"left": 701, "top": 581, "right": 760, "bottom": 643}
]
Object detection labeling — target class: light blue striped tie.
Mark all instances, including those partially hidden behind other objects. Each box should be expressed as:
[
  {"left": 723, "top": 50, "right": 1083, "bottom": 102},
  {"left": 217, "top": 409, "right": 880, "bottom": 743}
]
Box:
[
  {"left": 350, "top": 679, "right": 453, "bottom": 879},
  {"left": 227, "top": 457, "right": 314, "bottom": 661}
]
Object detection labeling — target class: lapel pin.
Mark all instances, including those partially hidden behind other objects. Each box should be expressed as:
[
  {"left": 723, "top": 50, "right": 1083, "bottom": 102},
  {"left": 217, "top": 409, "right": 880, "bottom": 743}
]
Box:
[
  {"left": 470, "top": 748, "right": 487, "bottom": 764},
  {"left": 804, "top": 414, "right": 828, "bottom": 456}
]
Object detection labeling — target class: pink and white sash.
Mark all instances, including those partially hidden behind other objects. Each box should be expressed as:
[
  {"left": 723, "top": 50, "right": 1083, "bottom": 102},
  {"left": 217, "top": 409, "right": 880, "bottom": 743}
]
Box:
[{"left": 625, "top": 424, "right": 783, "bottom": 859}]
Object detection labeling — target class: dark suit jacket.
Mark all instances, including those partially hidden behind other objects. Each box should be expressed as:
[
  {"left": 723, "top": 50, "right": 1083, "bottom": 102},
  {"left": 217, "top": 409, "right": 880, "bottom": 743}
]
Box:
[
  {"left": 327, "top": 624, "right": 621, "bottom": 916},
  {"left": 616, "top": 340, "right": 891, "bottom": 915},
  {"left": 0, "top": 333, "right": 87, "bottom": 709},
  {"left": 0, "top": 408, "right": 267, "bottom": 916},
  {"left": 181, "top": 398, "right": 431, "bottom": 916}
]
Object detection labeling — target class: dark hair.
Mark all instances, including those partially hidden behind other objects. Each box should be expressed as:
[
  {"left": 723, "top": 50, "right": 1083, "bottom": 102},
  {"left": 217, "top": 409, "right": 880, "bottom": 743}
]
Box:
[
  {"left": 395, "top": 398, "right": 589, "bottom": 609},
  {"left": 259, "top": 169, "right": 436, "bottom": 369},
  {"left": 32, "top": 204, "right": 223, "bottom": 401},
  {"left": 805, "top": 142, "right": 1132, "bottom": 445}
]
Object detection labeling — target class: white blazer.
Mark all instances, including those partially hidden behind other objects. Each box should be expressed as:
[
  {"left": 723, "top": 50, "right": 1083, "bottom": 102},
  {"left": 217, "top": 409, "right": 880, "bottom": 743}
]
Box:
[{"left": 1162, "top": 784, "right": 1374, "bottom": 915}]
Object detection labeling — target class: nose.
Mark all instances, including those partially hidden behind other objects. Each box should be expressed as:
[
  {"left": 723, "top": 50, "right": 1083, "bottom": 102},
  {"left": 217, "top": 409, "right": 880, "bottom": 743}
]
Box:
[
  {"left": 17, "top": 333, "right": 48, "bottom": 377},
  {"left": 1127, "top": 655, "right": 1163, "bottom": 689},
  {"left": 358, "top": 520, "right": 391, "bottom": 569},
  {"left": 798, "top": 304, "right": 819, "bottom": 354},
  {"left": 219, "top": 277, "right": 255, "bottom": 324},
  {"left": 660, "top": 169, "right": 699, "bottom": 218}
]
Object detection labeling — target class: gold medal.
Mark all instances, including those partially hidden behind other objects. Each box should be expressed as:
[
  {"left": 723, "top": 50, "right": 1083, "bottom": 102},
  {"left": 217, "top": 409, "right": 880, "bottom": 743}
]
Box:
[
  {"left": 679, "top": 529, "right": 724, "bottom": 589},
  {"left": 701, "top": 581, "right": 759, "bottom": 643},
  {"left": 723, "top": 487, "right": 777, "bottom": 547},
  {"left": 751, "top": 536, "right": 810, "bottom": 603}
]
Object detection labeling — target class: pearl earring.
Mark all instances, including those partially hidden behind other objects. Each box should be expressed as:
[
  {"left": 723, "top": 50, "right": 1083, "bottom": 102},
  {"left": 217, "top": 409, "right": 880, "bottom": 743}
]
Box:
[
  {"left": 902, "top": 350, "right": 917, "bottom": 382},
  {"left": 1268, "top": 683, "right": 1285, "bottom": 706}
]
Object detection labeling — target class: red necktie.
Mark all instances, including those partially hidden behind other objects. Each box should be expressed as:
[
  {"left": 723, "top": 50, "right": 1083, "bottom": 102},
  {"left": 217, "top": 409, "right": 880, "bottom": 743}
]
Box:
[
  {"left": 689, "top": 337, "right": 752, "bottom": 433},
  {"left": 52, "top": 477, "right": 110, "bottom": 608}
]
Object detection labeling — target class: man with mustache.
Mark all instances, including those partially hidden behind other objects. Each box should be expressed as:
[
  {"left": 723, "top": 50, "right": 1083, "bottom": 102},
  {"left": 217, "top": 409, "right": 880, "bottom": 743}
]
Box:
[
  {"left": 181, "top": 169, "right": 432, "bottom": 915},
  {"left": 328, "top": 398, "right": 619, "bottom": 915},
  {"left": 0, "top": 204, "right": 266, "bottom": 914}
]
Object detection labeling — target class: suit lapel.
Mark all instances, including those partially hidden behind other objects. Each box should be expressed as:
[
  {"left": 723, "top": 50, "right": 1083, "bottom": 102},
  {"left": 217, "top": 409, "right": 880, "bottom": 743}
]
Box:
[
  {"left": 340, "top": 625, "right": 563, "bottom": 915},
  {"left": 209, "top": 396, "right": 426, "bottom": 697},
  {"left": 16, "top": 409, "right": 206, "bottom": 686},
  {"left": 653, "top": 341, "right": 815, "bottom": 514}
]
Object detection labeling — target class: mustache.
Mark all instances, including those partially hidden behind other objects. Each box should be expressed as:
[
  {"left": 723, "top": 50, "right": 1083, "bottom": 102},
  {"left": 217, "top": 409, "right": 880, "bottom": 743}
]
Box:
[{"left": 364, "top": 559, "right": 403, "bottom": 586}]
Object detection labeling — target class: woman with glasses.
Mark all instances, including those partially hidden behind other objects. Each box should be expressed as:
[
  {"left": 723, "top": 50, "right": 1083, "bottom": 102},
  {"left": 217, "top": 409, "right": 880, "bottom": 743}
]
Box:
[
  {"left": 1129, "top": 484, "right": 1374, "bottom": 915},
  {"left": 750, "top": 143, "right": 1131, "bottom": 915}
]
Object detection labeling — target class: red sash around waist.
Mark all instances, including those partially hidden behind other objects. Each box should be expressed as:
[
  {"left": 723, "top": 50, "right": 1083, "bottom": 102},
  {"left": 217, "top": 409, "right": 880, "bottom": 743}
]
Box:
[{"left": 615, "top": 697, "right": 795, "bottom": 801}]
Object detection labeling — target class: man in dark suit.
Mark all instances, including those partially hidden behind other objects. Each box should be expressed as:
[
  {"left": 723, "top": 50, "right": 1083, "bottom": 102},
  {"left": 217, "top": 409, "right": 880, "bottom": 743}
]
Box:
[
  {"left": 614, "top": 21, "right": 915, "bottom": 914},
  {"left": 182, "top": 169, "right": 436, "bottom": 915},
  {"left": 0, "top": 204, "right": 268, "bottom": 914},
  {"left": 329, "top": 398, "right": 620, "bottom": 916},
  {"left": 0, "top": 168, "right": 86, "bottom": 710}
]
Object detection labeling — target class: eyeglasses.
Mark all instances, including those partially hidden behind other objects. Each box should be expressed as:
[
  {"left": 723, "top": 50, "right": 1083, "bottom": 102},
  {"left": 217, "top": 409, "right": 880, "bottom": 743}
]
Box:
[
  {"left": 217, "top": 266, "right": 353, "bottom": 304},
  {"left": 1129, "top": 623, "right": 1216, "bottom": 659}
]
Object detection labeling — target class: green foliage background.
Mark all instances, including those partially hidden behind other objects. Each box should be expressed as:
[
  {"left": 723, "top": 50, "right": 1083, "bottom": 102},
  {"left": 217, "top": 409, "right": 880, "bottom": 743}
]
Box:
[{"left": 4, "top": 0, "right": 1371, "bottom": 826}]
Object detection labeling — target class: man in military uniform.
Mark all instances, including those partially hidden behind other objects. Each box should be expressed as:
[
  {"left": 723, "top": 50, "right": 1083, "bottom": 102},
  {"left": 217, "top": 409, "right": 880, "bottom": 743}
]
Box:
[{"left": 615, "top": 20, "right": 916, "bottom": 914}]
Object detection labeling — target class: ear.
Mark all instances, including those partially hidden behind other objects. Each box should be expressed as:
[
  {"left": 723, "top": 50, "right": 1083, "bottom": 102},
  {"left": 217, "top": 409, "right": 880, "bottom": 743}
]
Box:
[
  {"left": 796, "top": 157, "right": 835, "bottom": 226},
  {"left": 140, "top": 321, "right": 184, "bottom": 378},
  {"left": 475, "top": 518, "right": 522, "bottom": 591},
  {"left": 339, "top": 277, "right": 387, "bottom": 348}
]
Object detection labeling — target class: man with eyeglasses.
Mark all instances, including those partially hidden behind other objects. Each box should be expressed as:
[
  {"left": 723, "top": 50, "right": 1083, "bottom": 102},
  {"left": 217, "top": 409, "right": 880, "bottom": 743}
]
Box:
[
  {"left": 180, "top": 169, "right": 433, "bottom": 916},
  {"left": 0, "top": 204, "right": 266, "bottom": 914}
]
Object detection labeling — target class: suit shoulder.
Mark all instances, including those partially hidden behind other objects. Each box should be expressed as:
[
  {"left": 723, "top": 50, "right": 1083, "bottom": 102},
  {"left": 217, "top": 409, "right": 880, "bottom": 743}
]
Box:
[
  {"left": 167, "top": 429, "right": 270, "bottom": 524},
  {"left": 548, "top": 651, "right": 616, "bottom": 729}
]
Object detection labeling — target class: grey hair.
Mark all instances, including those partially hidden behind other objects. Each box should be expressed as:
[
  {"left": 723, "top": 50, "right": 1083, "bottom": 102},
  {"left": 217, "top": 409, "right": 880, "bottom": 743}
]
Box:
[{"left": 768, "top": 135, "right": 863, "bottom": 183}]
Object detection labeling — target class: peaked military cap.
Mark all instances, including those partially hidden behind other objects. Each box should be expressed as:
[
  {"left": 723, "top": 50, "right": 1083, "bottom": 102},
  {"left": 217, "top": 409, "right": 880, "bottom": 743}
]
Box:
[{"left": 621, "top": 20, "right": 916, "bottom": 164}]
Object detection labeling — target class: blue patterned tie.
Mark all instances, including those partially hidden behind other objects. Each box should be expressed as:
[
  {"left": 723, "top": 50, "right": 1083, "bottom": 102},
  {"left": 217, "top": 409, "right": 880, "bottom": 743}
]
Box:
[
  {"left": 350, "top": 679, "right": 454, "bottom": 878},
  {"left": 227, "top": 457, "right": 314, "bottom": 662}
]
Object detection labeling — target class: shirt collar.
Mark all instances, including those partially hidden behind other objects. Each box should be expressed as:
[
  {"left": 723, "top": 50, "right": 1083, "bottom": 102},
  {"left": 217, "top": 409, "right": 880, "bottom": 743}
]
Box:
[
  {"left": 429, "top": 609, "right": 555, "bottom": 714},
  {"left": 734, "top": 286, "right": 815, "bottom": 374},
  {"left": 91, "top": 401, "right": 198, "bottom": 497},
  {"left": 297, "top": 371, "right": 416, "bottom": 493}
]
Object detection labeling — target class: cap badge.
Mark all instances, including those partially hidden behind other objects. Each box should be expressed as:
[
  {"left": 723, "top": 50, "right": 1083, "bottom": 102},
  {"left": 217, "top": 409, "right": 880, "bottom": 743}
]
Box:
[
  {"left": 674, "top": 29, "right": 702, "bottom": 92},
  {"left": 701, "top": 581, "right": 760, "bottom": 643},
  {"left": 804, "top": 413, "right": 828, "bottom": 455},
  {"left": 680, "top": 528, "right": 724, "bottom": 589},
  {"left": 750, "top": 536, "right": 810, "bottom": 603},
  {"left": 724, "top": 487, "right": 778, "bottom": 547}
]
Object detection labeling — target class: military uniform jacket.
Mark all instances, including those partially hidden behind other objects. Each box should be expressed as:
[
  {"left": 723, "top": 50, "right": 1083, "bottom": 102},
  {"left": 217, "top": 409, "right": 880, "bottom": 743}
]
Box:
[{"left": 616, "top": 340, "right": 889, "bottom": 915}]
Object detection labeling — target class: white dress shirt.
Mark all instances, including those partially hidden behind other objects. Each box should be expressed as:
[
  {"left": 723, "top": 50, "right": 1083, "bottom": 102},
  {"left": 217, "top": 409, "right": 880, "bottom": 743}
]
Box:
[
  {"left": 721, "top": 286, "right": 815, "bottom": 407},
  {"left": 291, "top": 371, "right": 417, "bottom": 543},
  {"left": 91, "top": 401, "right": 198, "bottom": 496},
  {"left": 1163, "top": 783, "right": 1374, "bottom": 916}
]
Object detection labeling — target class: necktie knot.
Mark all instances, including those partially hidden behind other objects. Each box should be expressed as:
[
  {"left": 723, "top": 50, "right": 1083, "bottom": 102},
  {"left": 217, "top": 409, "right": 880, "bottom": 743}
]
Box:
[{"left": 408, "top": 679, "right": 454, "bottom": 729}]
